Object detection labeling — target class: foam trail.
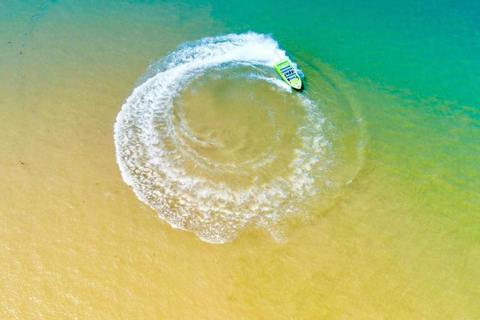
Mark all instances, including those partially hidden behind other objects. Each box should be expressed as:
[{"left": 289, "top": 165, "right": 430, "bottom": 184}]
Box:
[{"left": 114, "top": 33, "right": 330, "bottom": 243}]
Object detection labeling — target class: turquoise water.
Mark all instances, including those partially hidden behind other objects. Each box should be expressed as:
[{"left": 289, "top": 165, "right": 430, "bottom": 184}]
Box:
[
  {"left": 1, "top": 0, "right": 479, "bottom": 318},
  {"left": 206, "top": 0, "right": 480, "bottom": 105}
]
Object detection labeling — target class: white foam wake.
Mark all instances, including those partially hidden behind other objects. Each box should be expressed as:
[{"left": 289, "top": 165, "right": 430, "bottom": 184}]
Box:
[{"left": 114, "top": 32, "right": 330, "bottom": 243}]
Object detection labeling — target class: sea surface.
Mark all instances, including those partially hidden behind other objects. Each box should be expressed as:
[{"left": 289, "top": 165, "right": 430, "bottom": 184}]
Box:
[{"left": 1, "top": 0, "right": 479, "bottom": 318}]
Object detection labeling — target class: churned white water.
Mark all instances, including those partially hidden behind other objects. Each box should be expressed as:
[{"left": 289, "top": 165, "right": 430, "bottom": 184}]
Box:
[{"left": 114, "top": 33, "right": 337, "bottom": 243}]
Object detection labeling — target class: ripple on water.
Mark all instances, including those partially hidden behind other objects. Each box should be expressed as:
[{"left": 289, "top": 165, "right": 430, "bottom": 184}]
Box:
[{"left": 114, "top": 33, "right": 364, "bottom": 243}]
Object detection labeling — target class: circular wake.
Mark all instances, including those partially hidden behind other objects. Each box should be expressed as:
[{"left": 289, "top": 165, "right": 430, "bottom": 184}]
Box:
[{"left": 114, "top": 33, "right": 350, "bottom": 243}]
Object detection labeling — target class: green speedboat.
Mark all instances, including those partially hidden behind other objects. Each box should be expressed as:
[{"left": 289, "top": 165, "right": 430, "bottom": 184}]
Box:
[{"left": 274, "top": 59, "right": 302, "bottom": 90}]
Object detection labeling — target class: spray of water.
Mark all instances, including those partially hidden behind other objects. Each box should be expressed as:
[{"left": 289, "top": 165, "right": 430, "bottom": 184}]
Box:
[{"left": 114, "top": 33, "right": 334, "bottom": 243}]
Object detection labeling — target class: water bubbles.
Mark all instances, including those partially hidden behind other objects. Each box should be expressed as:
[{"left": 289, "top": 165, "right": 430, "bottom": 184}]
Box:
[{"left": 114, "top": 33, "right": 337, "bottom": 243}]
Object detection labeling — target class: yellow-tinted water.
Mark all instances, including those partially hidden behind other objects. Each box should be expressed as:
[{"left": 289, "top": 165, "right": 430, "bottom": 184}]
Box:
[{"left": 1, "top": 1, "right": 479, "bottom": 319}]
